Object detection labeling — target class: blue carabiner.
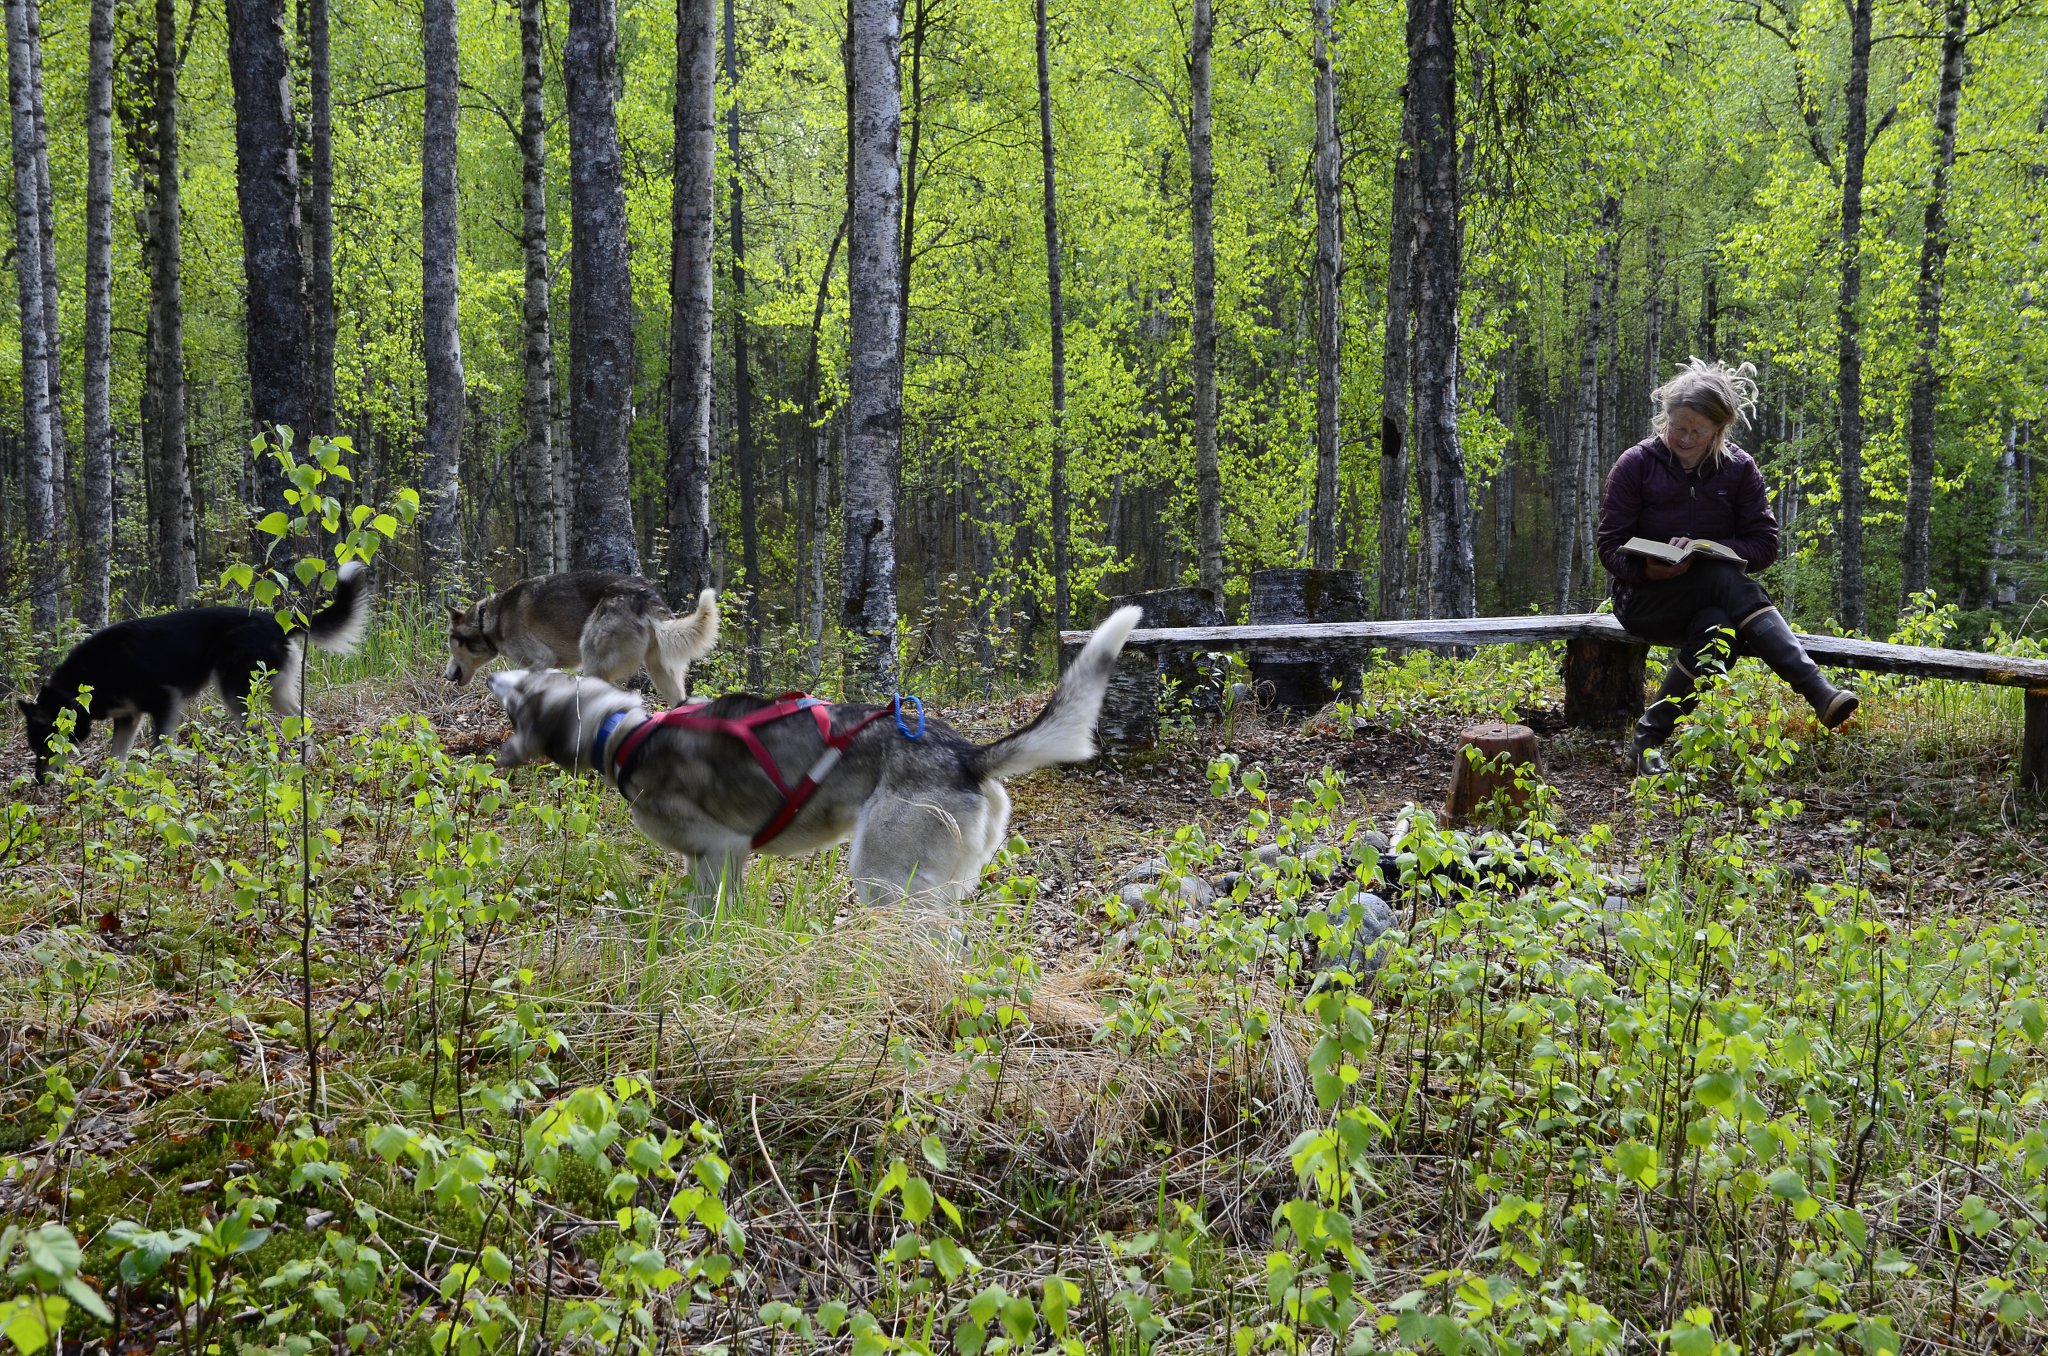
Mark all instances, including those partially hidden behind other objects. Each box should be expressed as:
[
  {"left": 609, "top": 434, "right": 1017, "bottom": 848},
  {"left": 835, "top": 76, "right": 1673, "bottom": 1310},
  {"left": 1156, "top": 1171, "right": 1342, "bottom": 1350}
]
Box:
[{"left": 893, "top": 694, "right": 925, "bottom": 740}]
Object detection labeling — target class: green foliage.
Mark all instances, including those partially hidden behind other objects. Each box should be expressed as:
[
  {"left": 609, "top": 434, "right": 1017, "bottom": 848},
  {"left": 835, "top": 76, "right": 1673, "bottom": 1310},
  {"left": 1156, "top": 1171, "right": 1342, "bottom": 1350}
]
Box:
[
  {"left": 7, "top": 604, "right": 2048, "bottom": 1353},
  {"left": 0, "top": 1224, "right": 108, "bottom": 1355}
]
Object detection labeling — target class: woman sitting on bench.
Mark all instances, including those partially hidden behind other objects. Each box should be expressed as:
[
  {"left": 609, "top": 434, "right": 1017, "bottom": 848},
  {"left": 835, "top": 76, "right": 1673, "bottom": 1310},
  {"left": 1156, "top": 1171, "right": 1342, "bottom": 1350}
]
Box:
[{"left": 1597, "top": 357, "right": 1858, "bottom": 773}]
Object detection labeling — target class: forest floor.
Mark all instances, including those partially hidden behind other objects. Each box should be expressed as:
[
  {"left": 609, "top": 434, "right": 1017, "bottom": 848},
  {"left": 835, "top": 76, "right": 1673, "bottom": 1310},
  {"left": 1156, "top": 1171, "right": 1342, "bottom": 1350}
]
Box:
[
  {"left": 3, "top": 647, "right": 2045, "bottom": 1352},
  {"left": 368, "top": 658, "right": 2048, "bottom": 955}
]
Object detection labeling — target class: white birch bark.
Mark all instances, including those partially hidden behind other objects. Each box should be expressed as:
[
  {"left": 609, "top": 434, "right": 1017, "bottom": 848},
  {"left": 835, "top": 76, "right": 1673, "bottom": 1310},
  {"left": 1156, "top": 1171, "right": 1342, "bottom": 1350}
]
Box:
[
  {"left": 421, "top": 0, "right": 465, "bottom": 583},
  {"left": 842, "top": 0, "right": 904, "bottom": 692},
  {"left": 81, "top": 0, "right": 115, "bottom": 627},
  {"left": 664, "top": 0, "right": 716, "bottom": 600},
  {"left": 5, "top": 0, "right": 59, "bottom": 630}
]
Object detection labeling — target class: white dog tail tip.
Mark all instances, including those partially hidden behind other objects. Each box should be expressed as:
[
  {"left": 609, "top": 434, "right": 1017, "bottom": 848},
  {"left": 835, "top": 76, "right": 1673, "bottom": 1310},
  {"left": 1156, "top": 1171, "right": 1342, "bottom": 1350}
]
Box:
[
  {"left": 307, "top": 559, "right": 372, "bottom": 655},
  {"left": 655, "top": 588, "right": 721, "bottom": 670},
  {"left": 971, "top": 605, "right": 1142, "bottom": 781}
]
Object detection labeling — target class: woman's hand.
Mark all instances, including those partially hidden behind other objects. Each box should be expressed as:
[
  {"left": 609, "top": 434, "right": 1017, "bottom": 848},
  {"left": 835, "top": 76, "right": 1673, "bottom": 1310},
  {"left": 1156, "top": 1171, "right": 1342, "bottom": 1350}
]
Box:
[{"left": 1646, "top": 536, "right": 1692, "bottom": 582}]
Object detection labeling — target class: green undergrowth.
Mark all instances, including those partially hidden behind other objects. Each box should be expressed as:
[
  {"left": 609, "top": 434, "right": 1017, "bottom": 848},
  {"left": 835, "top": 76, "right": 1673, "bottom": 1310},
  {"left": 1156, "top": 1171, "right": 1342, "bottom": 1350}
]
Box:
[{"left": 0, "top": 638, "right": 2045, "bottom": 1354}]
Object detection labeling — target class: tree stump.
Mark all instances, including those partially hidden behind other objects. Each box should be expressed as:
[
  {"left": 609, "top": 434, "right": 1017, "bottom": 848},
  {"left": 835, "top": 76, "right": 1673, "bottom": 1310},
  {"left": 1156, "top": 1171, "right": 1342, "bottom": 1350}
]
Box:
[
  {"left": 1443, "top": 721, "right": 1539, "bottom": 823},
  {"left": 1092, "top": 587, "right": 1225, "bottom": 752},
  {"left": 1562, "top": 635, "right": 1647, "bottom": 728},
  {"left": 1246, "top": 567, "right": 1369, "bottom": 715}
]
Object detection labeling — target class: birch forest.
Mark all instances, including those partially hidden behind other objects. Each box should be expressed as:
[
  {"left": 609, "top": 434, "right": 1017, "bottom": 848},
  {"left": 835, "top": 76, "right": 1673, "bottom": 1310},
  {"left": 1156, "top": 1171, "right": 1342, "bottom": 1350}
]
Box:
[{"left": 3, "top": 0, "right": 2047, "bottom": 678}]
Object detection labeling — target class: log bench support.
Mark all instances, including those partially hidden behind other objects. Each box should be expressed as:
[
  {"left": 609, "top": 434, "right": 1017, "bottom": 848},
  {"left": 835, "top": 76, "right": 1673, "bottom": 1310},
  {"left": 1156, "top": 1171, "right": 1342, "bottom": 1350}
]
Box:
[{"left": 1562, "top": 636, "right": 1646, "bottom": 729}]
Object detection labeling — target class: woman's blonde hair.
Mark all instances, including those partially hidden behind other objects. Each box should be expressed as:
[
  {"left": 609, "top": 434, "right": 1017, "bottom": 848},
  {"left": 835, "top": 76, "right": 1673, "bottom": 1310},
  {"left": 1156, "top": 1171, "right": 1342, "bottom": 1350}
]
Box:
[{"left": 1651, "top": 356, "right": 1760, "bottom": 461}]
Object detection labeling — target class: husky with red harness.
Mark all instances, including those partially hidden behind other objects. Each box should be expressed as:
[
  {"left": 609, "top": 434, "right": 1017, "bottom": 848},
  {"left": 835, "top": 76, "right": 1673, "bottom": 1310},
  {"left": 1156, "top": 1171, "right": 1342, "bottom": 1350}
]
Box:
[{"left": 487, "top": 607, "right": 1143, "bottom": 916}]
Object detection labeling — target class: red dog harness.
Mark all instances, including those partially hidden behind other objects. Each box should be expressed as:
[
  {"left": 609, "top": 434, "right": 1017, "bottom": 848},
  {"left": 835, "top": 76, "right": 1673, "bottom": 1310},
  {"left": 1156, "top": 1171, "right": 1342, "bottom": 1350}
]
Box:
[{"left": 598, "top": 695, "right": 910, "bottom": 849}]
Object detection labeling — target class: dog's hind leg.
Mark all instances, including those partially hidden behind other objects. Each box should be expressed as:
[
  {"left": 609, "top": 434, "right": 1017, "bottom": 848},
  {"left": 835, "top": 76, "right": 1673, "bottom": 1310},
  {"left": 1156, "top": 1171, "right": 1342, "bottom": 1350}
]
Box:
[
  {"left": 149, "top": 691, "right": 187, "bottom": 748},
  {"left": 847, "top": 790, "right": 990, "bottom": 915},
  {"left": 642, "top": 643, "right": 685, "bottom": 703},
  {"left": 269, "top": 641, "right": 307, "bottom": 718},
  {"left": 107, "top": 713, "right": 144, "bottom": 764},
  {"left": 217, "top": 668, "right": 255, "bottom": 725},
  {"left": 581, "top": 601, "right": 653, "bottom": 691}
]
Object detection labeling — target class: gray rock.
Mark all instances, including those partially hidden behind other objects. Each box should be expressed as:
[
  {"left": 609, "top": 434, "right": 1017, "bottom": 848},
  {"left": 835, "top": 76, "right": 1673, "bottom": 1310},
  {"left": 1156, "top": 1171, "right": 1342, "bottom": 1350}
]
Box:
[
  {"left": 1121, "top": 874, "right": 1213, "bottom": 913},
  {"left": 1598, "top": 894, "right": 1629, "bottom": 940},
  {"left": 1211, "top": 872, "right": 1243, "bottom": 895},
  {"left": 1252, "top": 843, "right": 1284, "bottom": 868},
  {"left": 1122, "top": 858, "right": 1169, "bottom": 884},
  {"left": 1319, "top": 891, "right": 1398, "bottom": 976}
]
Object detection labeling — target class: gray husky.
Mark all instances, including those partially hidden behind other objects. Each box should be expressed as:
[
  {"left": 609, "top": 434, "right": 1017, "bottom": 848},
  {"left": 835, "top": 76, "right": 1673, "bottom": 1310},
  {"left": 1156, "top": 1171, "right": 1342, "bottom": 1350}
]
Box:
[
  {"left": 444, "top": 572, "right": 719, "bottom": 702},
  {"left": 486, "top": 606, "right": 1142, "bottom": 915}
]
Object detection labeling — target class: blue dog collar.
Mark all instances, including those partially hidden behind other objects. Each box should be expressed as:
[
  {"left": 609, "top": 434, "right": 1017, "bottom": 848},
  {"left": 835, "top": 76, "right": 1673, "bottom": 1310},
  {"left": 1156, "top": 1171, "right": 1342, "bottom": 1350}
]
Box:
[{"left": 591, "top": 708, "right": 632, "bottom": 773}]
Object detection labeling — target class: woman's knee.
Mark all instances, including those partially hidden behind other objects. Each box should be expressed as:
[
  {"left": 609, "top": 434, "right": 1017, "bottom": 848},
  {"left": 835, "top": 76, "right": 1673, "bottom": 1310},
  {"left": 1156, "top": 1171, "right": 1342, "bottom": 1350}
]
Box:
[{"left": 1706, "top": 566, "right": 1770, "bottom": 616}]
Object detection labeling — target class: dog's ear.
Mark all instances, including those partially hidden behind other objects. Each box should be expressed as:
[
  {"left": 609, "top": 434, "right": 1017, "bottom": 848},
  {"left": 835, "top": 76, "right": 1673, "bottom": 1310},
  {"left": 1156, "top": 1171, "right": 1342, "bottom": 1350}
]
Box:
[{"left": 446, "top": 602, "right": 468, "bottom": 625}]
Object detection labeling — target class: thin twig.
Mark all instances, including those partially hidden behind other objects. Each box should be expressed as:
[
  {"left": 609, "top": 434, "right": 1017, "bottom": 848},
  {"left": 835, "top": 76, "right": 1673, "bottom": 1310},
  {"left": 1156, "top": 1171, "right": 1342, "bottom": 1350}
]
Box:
[{"left": 749, "top": 1094, "right": 866, "bottom": 1297}]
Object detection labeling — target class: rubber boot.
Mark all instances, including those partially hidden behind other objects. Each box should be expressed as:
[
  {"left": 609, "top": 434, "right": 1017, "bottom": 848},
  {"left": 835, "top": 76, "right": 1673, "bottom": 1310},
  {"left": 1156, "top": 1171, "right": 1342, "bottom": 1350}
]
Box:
[
  {"left": 1630, "top": 658, "right": 1699, "bottom": 775},
  {"left": 1739, "top": 606, "right": 1858, "bottom": 728}
]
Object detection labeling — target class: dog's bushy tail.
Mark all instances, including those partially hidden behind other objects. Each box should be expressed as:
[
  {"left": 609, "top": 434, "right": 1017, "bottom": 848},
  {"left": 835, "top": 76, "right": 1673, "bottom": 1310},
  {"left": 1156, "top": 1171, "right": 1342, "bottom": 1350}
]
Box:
[
  {"left": 654, "top": 588, "right": 721, "bottom": 675},
  {"left": 306, "top": 561, "right": 371, "bottom": 655},
  {"left": 970, "top": 605, "right": 1142, "bottom": 781}
]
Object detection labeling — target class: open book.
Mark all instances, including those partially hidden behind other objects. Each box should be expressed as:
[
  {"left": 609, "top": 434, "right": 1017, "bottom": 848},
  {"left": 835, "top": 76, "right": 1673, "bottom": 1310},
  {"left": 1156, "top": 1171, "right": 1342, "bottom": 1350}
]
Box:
[{"left": 1621, "top": 536, "right": 1744, "bottom": 566}]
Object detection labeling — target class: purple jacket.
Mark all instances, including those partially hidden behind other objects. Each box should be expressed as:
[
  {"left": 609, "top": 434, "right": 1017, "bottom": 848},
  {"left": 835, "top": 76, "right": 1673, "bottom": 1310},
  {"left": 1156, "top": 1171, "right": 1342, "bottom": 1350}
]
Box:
[{"left": 1597, "top": 436, "right": 1779, "bottom": 589}]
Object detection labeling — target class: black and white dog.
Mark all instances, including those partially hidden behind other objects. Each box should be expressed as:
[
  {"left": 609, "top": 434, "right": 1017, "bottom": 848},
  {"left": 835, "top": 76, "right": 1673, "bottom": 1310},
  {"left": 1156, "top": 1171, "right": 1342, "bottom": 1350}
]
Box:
[
  {"left": 487, "top": 607, "right": 1142, "bottom": 915},
  {"left": 18, "top": 562, "right": 371, "bottom": 781}
]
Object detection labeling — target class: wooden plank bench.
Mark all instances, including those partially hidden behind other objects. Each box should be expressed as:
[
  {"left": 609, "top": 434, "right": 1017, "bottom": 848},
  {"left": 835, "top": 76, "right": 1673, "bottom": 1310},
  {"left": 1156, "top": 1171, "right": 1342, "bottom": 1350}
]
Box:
[{"left": 1061, "top": 612, "right": 2048, "bottom": 795}]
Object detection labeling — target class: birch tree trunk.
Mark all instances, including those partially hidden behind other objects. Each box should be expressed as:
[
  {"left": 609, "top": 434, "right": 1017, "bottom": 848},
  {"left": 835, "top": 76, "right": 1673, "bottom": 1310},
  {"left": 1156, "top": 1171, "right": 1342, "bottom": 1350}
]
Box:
[
  {"left": 1377, "top": 95, "right": 1415, "bottom": 618},
  {"left": 1640, "top": 222, "right": 1664, "bottom": 399},
  {"left": 565, "top": 0, "right": 642, "bottom": 572},
  {"left": 304, "top": 0, "right": 336, "bottom": 435},
  {"left": 81, "top": 0, "right": 115, "bottom": 628},
  {"left": 1035, "top": 0, "right": 1070, "bottom": 627},
  {"left": 1553, "top": 263, "right": 1591, "bottom": 611},
  {"left": 1900, "top": 0, "right": 1967, "bottom": 605},
  {"left": 1492, "top": 354, "right": 1516, "bottom": 602},
  {"left": 225, "top": 0, "right": 310, "bottom": 510},
  {"left": 1308, "top": 0, "right": 1342, "bottom": 571},
  {"left": 899, "top": 0, "right": 925, "bottom": 359},
  {"left": 1406, "top": 0, "right": 1472, "bottom": 618},
  {"left": 842, "top": 0, "right": 904, "bottom": 693},
  {"left": 802, "top": 216, "right": 844, "bottom": 681},
  {"left": 24, "top": 0, "right": 64, "bottom": 530},
  {"left": 147, "top": 0, "right": 196, "bottom": 603},
  {"left": 421, "top": 0, "right": 465, "bottom": 583},
  {"left": 517, "top": 0, "right": 557, "bottom": 575},
  {"left": 5, "top": 0, "right": 58, "bottom": 630},
  {"left": 1189, "top": 0, "right": 1222, "bottom": 598},
  {"left": 1573, "top": 197, "right": 1619, "bottom": 606},
  {"left": 1989, "top": 422, "right": 2018, "bottom": 603},
  {"left": 728, "top": 0, "right": 758, "bottom": 679},
  {"left": 1834, "top": 0, "right": 1876, "bottom": 633},
  {"left": 665, "top": 0, "right": 716, "bottom": 601}
]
